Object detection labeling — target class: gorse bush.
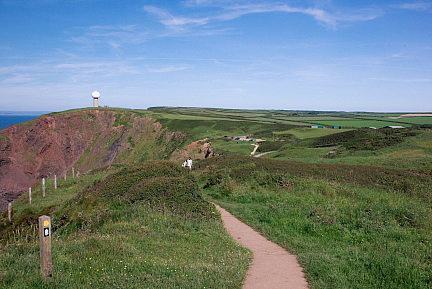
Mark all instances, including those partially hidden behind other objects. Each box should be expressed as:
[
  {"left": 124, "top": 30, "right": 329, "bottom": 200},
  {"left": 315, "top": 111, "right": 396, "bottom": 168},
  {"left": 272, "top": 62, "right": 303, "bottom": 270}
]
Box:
[
  {"left": 126, "top": 176, "right": 212, "bottom": 218},
  {"left": 64, "top": 161, "right": 214, "bottom": 227},
  {"left": 256, "top": 140, "right": 289, "bottom": 152},
  {"left": 311, "top": 128, "right": 420, "bottom": 150}
]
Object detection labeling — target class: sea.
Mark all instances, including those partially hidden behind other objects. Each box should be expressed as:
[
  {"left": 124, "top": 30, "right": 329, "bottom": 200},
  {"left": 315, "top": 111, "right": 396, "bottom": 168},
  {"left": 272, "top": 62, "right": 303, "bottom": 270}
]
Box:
[{"left": 0, "top": 112, "right": 49, "bottom": 131}]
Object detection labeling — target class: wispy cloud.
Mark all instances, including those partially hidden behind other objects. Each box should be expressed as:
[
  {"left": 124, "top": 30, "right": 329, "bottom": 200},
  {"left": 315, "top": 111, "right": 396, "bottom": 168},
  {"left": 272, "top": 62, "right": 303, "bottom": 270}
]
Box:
[
  {"left": 0, "top": 59, "right": 140, "bottom": 86},
  {"left": 144, "top": 2, "right": 382, "bottom": 31},
  {"left": 391, "top": 53, "right": 408, "bottom": 58},
  {"left": 148, "top": 66, "right": 189, "bottom": 73},
  {"left": 144, "top": 6, "right": 210, "bottom": 29},
  {"left": 391, "top": 2, "right": 432, "bottom": 11},
  {"left": 369, "top": 77, "right": 432, "bottom": 83},
  {"left": 66, "top": 25, "right": 151, "bottom": 51},
  {"left": 2, "top": 74, "right": 37, "bottom": 84},
  {"left": 0, "top": 45, "right": 12, "bottom": 51}
]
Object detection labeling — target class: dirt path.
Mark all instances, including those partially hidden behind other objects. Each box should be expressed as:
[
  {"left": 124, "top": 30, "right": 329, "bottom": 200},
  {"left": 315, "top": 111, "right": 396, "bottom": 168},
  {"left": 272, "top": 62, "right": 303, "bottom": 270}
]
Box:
[
  {"left": 214, "top": 204, "right": 309, "bottom": 289},
  {"left": 253, "top": 151, "right": 276, "bottom": 158}
]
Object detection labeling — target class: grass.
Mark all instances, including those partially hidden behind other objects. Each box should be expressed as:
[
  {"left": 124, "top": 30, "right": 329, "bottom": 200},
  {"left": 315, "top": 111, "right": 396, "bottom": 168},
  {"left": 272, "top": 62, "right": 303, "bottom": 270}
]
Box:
[
  {"left": 211, "top": 138, "right": 258, "bottom": 156},
  {"left": 1, "top": 206, "right": 249, "bottom": 289},
  {"left": 149, "top": 107, "right": 432, "bottom": 128},
  {"left": 266, "top": 147, "right": 335, "bottom": 159},
  {"left": 312, "top": 119, "right": 412, "bottom": 128},
  {"left": 3, "top": 107, "right": 432, "bottom": 288},
  {"left": 195, "top": 156, "right": 432, "bottom": 289},
  {"left": 263, "top": 129, "right": 432, "bottom": 174},
  {"left": 0, "top": 162, "right": 250, "bottom": 288},
  {"left": 275, "top": 128, "right": 354, "bottom": 140}
]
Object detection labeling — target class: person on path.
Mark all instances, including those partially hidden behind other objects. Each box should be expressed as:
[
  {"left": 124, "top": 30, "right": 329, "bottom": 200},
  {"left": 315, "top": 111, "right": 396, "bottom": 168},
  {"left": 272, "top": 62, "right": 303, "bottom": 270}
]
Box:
[{"left": 186, "top": 157, "right": 192, "bottom": 169}]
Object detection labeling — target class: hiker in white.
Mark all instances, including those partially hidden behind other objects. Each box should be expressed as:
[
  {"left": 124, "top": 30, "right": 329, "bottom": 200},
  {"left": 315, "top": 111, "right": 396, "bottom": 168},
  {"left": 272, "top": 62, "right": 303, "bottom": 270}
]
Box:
[{"left": 186, "top": 157, "right": 192, "bottom": 169}]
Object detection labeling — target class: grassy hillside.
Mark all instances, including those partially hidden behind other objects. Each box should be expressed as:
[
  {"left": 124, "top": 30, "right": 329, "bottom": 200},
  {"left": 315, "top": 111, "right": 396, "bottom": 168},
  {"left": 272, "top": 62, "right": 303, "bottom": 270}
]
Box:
[
  {"left": 0, "top": 161, "right": 250, "bottom": 288},
  {"left": 195, "top": 155, "right": 432, "bottom": 288},
  {"left": 1, "top": 107, "right": 432, "bottom": 288},
  {"left": 258, "top": 126, "right": 432, "bottom": 174},
  {"left": 153, "top": 108, "right": 432, "bottom": 288}
]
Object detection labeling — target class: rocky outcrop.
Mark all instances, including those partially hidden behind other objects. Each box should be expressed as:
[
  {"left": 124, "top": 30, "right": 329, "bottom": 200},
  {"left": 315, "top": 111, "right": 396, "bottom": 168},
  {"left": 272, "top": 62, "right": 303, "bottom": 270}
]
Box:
[
  {"left": 0, "top": 109, "right": 188, "bottom": 211},
  {"left": 199, "top": 141, "right": 219, "bottom": 158},
  {"left": 170, "top": 138, "right": 220, "bottom": 162}
]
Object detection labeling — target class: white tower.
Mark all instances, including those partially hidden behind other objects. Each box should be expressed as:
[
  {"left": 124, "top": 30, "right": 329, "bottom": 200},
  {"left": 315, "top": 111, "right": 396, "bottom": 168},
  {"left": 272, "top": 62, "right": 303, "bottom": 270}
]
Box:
[{"left": 92, "top": 91, "right": 100, "bottom": 107}]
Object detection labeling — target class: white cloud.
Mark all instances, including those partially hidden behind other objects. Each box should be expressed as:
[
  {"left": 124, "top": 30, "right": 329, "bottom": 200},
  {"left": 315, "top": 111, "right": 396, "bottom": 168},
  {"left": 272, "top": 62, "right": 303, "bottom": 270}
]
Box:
[
  {"left": 109, "top": 42, "right": 121, "bottom": 50},
  {"left": 391, "top": 53, "right": 407, "bottom": 58},
  {"left": 144, "top": 2, "right": 382, "bottom": 31},
  {"left": 392, "top": 2, "right": 432, "bottom": 11},
  {"left": 148, "top": 66, "right": 189, "bottom": 73},
  {"left": 144, "top": 6, "right": 210, "bottom": 29},
  {"left": 2, "top": 74, "right": 37, "bottom": 84},
  {"left": 0, "top": 59, "right": 141, "bottom": 89},
  {"left": 368, "top": 77, "right": 432, "bottom": 83},
  {"left": 66, "top": 25, "right": 151, "bottom": 51}
]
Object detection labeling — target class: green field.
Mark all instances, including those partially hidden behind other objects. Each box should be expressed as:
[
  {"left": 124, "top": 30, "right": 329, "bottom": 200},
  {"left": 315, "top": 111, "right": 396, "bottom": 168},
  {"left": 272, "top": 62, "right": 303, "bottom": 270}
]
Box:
[
  {"left": 2, "top": 107, "right": 432, "bottom": 288},
  {"left": 149, "top": 107, "right": 432, "bottom": 128},
  {"left": 275, "top": 127, "right": 354, "bottom": 139}
]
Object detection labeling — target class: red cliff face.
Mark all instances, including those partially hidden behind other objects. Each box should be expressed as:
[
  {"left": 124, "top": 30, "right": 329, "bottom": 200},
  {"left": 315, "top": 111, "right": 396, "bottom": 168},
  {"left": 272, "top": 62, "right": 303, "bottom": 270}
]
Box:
[{"left": 0, "top": 109, "right": 187, "bottom": 211}]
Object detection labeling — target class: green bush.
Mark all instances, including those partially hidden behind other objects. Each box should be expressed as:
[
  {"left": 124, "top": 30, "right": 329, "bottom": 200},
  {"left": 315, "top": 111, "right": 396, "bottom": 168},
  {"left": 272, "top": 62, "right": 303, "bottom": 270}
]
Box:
[
  {"left": 311, "top": 128, "right": 420, "bottom": 151},
  {"left": 126, "top": 176, "right": 213, "bottom": 219},
  {"left": 256, "top": 140, "right": 289, "bottom": 152},
  {"left": 60, "top": 161, "right": 214, "bottom": 234}
]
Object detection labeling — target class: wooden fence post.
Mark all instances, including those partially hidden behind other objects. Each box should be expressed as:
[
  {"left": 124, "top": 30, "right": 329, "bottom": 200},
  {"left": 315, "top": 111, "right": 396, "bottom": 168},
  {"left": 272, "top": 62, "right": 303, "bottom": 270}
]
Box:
[
  {"left": 8, "top": 203, "right": 12, "bottom": 222},
  {"left": 42, "top": 178, "right": 46, "bottom": 197},
  {"left": 39, "top": 215, "right": 53, "bottom": 278},
  {"left": 72, "top": 167, "right": 75, "bottom": 178},
  {"left": 29, "top": 187, "right": 32, "bottom": 205},
  {"left": 54, "top": 175, "right": 57, "bottom": 190}
]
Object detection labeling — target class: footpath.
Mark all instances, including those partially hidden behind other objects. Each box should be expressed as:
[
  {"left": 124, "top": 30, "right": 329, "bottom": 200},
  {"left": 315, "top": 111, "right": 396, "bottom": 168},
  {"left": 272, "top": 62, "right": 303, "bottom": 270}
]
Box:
[{"left": 214, "top": 204, "right": 309, "bottom": 289}]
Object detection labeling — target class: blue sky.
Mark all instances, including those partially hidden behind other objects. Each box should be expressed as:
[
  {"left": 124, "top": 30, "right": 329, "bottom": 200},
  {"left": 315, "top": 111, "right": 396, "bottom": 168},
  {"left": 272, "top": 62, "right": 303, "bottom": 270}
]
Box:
[{"left": 1, "top": 0, "right": 431, "bottom": 112}]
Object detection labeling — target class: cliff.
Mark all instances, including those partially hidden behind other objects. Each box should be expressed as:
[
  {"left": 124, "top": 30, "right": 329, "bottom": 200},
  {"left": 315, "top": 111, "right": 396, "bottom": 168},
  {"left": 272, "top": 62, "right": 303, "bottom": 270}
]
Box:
[{"left": 0, "top": 109, "right": 188, "bottom": 211}]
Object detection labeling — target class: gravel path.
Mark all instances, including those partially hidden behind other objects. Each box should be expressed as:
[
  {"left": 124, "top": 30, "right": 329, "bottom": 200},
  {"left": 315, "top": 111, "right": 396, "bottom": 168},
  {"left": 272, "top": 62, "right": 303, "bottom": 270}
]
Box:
[{"left": 215, "top": 204, "right": 309, "bottom": 289}]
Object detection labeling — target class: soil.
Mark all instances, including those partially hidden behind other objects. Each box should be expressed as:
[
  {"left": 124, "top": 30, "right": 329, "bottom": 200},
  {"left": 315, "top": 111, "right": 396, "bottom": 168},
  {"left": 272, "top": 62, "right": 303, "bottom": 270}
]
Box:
[{"left": 215, "top": 204, "right": 309, "bottom": 289}]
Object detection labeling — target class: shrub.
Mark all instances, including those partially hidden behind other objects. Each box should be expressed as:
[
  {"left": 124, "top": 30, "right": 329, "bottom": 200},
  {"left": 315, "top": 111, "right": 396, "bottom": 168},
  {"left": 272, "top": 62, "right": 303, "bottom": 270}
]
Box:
[
  {"left": 61, "top": 161, "right": 214, "bottom": 233},
  {"left": 310, "top": 128, "right": 419, "bottom": 151},
  {"left": 126, "top": 176, "right": 213, "bottom": 219}
]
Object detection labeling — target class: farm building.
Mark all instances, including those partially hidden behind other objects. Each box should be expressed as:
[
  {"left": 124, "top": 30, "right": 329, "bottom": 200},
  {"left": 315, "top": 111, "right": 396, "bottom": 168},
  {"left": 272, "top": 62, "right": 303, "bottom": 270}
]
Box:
[
  {"left": 382, "top": 126, "right": 406, "bottom": 129},
  {"left": 228, "top": 136, "right": 266, "bottom": 142}
]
